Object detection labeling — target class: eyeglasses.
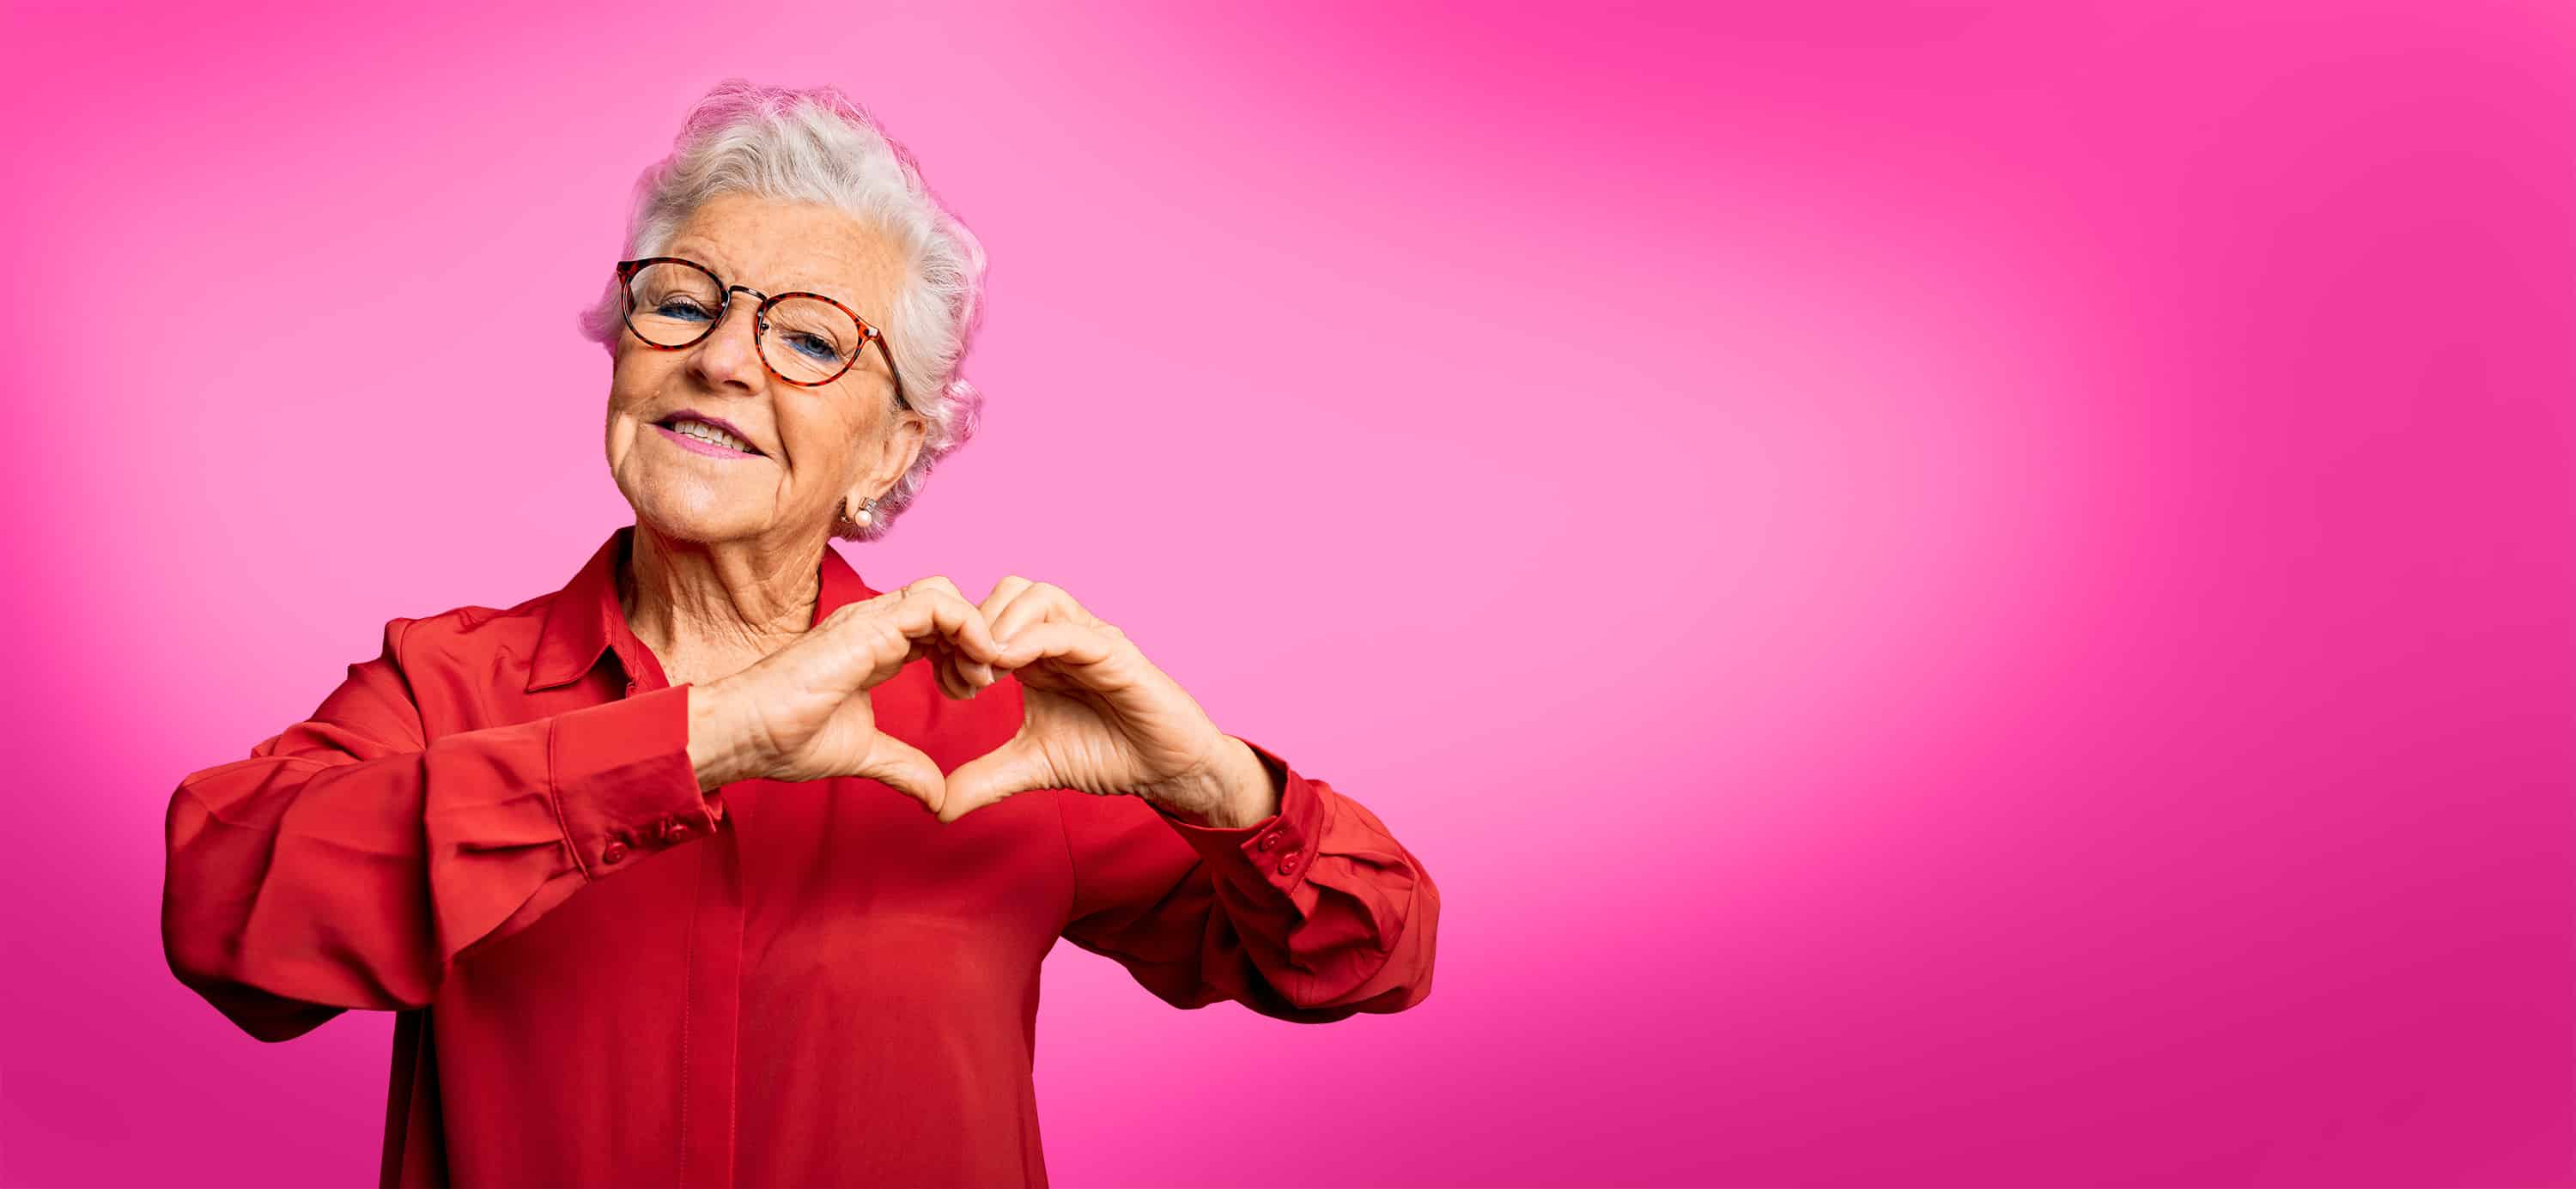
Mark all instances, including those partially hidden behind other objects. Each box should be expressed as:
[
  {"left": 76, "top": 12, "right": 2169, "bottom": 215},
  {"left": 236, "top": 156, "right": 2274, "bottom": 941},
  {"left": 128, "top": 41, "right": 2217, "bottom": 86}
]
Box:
[{"left": 615, "top": 257, "right": 911, "bottom": 409}]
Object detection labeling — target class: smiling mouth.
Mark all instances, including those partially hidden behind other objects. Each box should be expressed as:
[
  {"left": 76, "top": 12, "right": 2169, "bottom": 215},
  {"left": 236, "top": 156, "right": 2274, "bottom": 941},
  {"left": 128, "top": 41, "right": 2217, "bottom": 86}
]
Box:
[{"left": 653, "top": 419, "right": 765, "bottom": 458}]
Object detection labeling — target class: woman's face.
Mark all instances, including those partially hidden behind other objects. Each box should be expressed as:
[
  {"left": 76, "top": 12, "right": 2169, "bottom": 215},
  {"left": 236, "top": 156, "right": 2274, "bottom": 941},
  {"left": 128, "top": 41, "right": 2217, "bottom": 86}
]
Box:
[{"left": 605, "top": 191, "right": 923, "bottom": 549}]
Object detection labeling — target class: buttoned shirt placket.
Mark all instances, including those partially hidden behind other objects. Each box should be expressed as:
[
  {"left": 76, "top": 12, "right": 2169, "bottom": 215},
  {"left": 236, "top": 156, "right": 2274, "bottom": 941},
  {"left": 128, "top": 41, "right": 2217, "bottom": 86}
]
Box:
[{"left": 609, "top": 645, "right": 746, "bottom": 1188}]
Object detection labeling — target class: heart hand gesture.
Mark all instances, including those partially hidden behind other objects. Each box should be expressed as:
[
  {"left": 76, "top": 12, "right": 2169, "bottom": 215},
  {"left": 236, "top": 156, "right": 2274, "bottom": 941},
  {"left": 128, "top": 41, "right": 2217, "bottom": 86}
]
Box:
[
  {"left": 933, "top": 576, "right": 1242, "bottom": 823},
  {"left": 695, "top": 577, "right": 1008, "bottom": 811},
  {"left": 693, "top": 575, "right": 1254, "bottom": 826}
]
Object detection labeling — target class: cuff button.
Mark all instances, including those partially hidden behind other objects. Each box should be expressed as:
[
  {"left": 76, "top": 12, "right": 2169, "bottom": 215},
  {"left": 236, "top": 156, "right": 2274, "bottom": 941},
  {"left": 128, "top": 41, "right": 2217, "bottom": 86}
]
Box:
[
  {"left": 602, "top": 841, "right": 629, "bottom": 864},
  {"left": 1276, "top": 853, "right": 1297, "bottom": 875},
  {"left": 1255, "top": 834, "right": 1279, "bottom": 852}
]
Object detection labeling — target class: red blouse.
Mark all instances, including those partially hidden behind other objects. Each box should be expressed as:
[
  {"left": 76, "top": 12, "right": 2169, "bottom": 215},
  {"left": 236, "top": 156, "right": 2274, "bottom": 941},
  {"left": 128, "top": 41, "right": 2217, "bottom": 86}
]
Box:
[{"left": 161, "top": 525, "right": 1440, "bottom": 1187}]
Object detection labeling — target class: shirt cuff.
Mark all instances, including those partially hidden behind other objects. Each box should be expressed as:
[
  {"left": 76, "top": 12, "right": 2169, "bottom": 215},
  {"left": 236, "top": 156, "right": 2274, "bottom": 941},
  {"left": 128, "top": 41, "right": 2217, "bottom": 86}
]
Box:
[
  {"left": 547, "top": 683, "right": 724, "bottom": 879},
  {"left": 1149, "top": 737, "right": 1327, "bottom": 896}
]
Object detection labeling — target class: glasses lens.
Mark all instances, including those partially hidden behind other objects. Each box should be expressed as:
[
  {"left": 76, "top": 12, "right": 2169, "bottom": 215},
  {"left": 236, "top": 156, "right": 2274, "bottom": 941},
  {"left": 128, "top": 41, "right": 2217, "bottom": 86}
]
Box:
[
  {"left": 626, "top": 262, "right": 724, "bottom": 347},
  {"left": 762, "top": 295, "right": 864, "bottom": 385}
]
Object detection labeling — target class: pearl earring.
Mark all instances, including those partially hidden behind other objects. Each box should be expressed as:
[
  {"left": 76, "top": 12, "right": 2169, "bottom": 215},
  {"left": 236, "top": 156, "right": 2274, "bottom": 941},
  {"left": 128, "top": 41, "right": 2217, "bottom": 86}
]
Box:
[{"left": 841, "top": 496, "right": 876, "bottom": 526}]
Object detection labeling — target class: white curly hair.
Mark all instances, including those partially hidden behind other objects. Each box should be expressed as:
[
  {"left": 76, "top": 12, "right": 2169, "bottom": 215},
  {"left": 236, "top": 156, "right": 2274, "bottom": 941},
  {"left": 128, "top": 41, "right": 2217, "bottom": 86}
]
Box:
[{"left": 576, "top": 78, "right": 990, "bottom": 542}]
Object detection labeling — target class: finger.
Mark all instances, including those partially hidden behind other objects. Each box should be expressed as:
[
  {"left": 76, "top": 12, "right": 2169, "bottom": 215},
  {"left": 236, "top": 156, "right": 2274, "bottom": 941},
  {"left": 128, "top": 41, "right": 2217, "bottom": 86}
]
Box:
[
  {"left": 902, "top": 598, "right": 976, "bottom": 701},
  {"left": 943, "top": 633, "right": 995, "bottom": 693},
  {"left": 906, "top": 578, "right": 1023, "bottom": 697},
  {"left": 934, "top": 638, "right": 990, "bottom": 700},
  {"left": 966, "top": 576, "right": 1040, "bottom": 692},
  {"left": 851, "top": 729, "right": 947, "bottom": 816},
  {"left": 990, "top": 620, "right": 1131, "bottom": 690},
  {"left": 903, "top": 579, "right": 1003, "bottom": 698},
  {"left": 939, "top": 732, "right": 1054, "bottom": 823},
  {"left": 933, "top": 640, "right": 974, "bottom": 700},
  {"left": 910, "top": 574, "right": 969, "bottom": 603},
  {"left": 921, "top": 581, "right": 1011, "bottom": 672},
  {"left": 811, "top": 596, "right": 975, "bottom": 699},
  {"left": 986, "top": 579, "right": 1102, "bottom": 648},
  {"left": 896, "top": 579, "right": 1006, "bottom": 658},
  {"left": 854, "top": 583, "right": 1007, "bottom": 685},
  {"left": 894, "top": 577, "right": 1005, "bottom": 659},
  {"left": 977, "top": 575, "right": 1036, "bottom": 649},
  {"left": 948, "top": 576, "right": 1025, "bottom": 689},
  {"left": 894, "top": 622, "right": 972, "bottom": 701},
  {"left": 916, "top": 574, "right": 998, "bottom": 691},
  {"left": 976, "top": 574, "right": 1033, "bottom": 626}
]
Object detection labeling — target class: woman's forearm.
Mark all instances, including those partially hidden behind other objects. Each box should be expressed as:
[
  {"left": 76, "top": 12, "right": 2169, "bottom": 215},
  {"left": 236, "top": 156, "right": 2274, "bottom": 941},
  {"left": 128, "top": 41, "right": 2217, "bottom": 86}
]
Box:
[
  {"left": 685, "top": 678, "right": 770, "bottom": 790},
  {"left": 164, "top": 620, "right": 719, "bottom": 1037}
]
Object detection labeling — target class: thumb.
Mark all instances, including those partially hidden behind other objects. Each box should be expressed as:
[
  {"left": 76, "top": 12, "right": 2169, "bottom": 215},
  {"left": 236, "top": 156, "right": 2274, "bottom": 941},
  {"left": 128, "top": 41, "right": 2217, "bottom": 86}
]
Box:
[
  {"left": 939, "top": 733, "right": 1055, "bottom": 823},
  {"left": 852, "top": 731, "right": 948, "bottom": 817}
]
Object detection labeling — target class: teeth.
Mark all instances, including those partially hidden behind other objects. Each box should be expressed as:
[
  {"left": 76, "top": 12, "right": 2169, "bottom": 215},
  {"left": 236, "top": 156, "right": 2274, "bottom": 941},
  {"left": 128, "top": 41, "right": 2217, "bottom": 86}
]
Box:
[{"left": 671, "top": 420, "right": 753, "bottom": 453}]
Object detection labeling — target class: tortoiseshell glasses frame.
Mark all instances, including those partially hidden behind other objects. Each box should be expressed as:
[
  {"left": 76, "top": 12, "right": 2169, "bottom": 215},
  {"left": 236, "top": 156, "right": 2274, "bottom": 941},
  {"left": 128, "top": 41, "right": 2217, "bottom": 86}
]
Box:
[{"left": 615, "top": 256, "right": 912, "bottom": 411}]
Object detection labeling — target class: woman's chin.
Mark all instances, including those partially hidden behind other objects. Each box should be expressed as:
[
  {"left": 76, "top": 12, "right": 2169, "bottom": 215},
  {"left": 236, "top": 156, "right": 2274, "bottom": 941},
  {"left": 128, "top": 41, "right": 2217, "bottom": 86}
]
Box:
[{"left": 628, "top": 494, "right": 769, "bottom": 544}]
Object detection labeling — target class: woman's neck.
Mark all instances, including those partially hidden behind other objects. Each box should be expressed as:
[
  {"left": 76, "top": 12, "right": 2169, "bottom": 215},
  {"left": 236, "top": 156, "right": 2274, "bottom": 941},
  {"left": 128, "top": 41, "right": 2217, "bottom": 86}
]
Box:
[{"left": 618, "top": 522, "right": 824, "bottom": 676}]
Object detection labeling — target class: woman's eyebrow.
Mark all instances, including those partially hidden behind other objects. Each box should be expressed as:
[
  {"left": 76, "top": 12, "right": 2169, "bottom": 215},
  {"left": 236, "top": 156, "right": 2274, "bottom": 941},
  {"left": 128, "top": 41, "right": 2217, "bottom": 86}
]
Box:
[
  {"left": 673, "top": 249, "right": 854, "bottom": 301},
  {"left": 666, "top": 246, "right": 730, "bottom": 275}
]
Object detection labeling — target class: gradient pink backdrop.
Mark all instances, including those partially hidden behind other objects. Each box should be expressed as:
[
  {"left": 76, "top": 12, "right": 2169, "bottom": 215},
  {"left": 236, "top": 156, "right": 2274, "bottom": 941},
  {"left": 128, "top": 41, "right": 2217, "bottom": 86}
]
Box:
[{"left": 4, "top": 2, "right": 2572, "bottom": 1185}]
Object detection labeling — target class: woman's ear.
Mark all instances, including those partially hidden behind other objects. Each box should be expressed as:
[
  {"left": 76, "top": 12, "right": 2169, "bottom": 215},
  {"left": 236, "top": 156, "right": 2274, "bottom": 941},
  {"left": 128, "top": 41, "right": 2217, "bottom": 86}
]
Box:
[{"left": 864, "top": 413, "right": 929, "bottom": 498}]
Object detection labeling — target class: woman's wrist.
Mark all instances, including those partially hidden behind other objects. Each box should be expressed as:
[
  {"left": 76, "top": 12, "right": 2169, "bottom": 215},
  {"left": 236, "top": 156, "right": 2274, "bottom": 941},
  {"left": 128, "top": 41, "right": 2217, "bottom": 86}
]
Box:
[{"left": 685, "top": 679, "right": 769, "bottom": 790}]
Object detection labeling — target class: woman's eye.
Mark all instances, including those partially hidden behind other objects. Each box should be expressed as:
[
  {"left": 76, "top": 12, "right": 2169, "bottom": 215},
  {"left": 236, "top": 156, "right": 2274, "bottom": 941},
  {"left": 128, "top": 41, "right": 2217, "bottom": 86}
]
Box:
[
  {"left": 656, "top": 299, "right": 714, "bottom": 320},
  {"left": 787, "top": 333, "right": 840, "bottom": 361}
]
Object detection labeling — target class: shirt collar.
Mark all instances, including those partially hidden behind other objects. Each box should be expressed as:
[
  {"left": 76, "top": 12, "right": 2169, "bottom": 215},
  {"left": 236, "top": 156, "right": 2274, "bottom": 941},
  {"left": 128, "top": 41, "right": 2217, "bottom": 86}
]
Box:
[{"left": 525, "top": 524, "right": 880, "bottom": 693}]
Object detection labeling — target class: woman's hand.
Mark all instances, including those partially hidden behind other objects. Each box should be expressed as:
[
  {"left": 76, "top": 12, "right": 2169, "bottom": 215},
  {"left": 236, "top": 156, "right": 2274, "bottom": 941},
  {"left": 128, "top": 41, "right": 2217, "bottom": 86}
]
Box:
[
  {"left": 939, "top": 577, "right": 1247, "bottom": 824},
  {"left": 693, "top": 577, "right": 1007, "bottom": 813}
]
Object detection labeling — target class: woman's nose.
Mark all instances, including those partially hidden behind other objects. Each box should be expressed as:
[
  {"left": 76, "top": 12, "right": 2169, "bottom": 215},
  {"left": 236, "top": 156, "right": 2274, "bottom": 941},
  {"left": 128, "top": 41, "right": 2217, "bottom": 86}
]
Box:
[{"left": 690, "top": 300, "right": 767, "bottom": 387}]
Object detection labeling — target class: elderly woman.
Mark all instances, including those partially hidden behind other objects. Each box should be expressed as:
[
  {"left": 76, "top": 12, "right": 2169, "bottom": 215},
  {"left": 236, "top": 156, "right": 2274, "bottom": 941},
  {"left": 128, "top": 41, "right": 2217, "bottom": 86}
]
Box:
[{"left": 160, "top": 79, "right": 1438, "bottom": 1189}]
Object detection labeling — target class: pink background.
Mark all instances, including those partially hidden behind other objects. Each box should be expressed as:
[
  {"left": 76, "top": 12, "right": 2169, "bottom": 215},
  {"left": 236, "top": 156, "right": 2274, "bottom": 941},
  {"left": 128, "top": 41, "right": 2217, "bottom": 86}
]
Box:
[{"left": 4, "top": 1, "right": 2573, "bottom": 1185}]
